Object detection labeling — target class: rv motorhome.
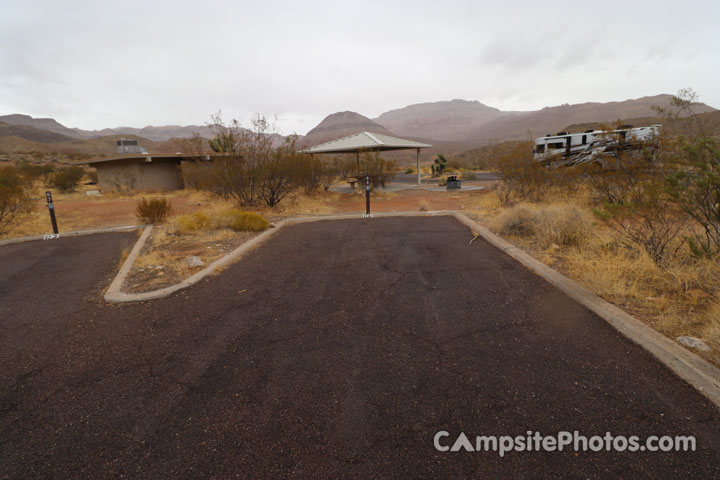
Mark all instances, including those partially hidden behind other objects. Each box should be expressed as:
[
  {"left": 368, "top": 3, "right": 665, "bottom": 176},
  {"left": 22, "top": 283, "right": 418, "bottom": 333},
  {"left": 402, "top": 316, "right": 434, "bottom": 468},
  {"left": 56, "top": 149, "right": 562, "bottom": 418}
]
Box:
[{"left": 533, "top": 125, "right": 661, "bottom": 167}]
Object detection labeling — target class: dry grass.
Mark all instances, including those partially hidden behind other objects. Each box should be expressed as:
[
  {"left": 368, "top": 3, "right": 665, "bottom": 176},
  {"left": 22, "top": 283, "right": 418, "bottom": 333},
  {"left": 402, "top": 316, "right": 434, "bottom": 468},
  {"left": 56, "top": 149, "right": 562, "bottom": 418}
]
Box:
[
  {"left": 496, "top": 204, "right": 593, "bottom": 248},
  {"left": 0, "top": 186, "right": 221, "bottom": 239},
  {"left": 466, "top": 191, "right": 720, "bottom": 366},
  {"left": 125, "top": 225, "right": 256, "bottom": 293},
  {"left": 123, "top": 206, "right": 270, "bottom": 292}
]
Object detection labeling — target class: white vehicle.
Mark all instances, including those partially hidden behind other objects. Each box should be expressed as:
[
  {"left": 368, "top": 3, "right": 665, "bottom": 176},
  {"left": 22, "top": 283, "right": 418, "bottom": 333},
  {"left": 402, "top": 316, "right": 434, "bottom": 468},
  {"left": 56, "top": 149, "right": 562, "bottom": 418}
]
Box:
[{"left": 533, "top": 125, "right": 661, "bottom": 167}]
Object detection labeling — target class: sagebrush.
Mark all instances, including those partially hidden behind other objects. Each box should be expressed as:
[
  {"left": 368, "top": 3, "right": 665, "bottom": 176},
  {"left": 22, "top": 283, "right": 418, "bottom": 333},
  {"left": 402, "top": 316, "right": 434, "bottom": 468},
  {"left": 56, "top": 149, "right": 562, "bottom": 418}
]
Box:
[{"left": 136, "top": 198, "right": 173, "bottom": 224}]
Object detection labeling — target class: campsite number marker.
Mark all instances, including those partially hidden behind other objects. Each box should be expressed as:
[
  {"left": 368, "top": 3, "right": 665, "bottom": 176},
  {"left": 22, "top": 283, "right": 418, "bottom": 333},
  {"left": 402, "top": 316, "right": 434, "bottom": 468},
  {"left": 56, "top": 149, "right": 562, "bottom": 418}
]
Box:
[
  {"left": 45, "top": 191, "right": 59, "bottom": 235},
  {"left": 365, "top": 174, "right": 371, "bottom": 215}
]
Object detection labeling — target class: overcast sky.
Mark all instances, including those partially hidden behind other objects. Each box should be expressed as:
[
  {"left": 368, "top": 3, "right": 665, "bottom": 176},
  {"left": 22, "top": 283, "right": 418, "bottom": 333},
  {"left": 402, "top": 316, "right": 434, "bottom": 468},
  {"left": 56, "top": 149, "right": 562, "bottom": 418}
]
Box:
[{"left": 1, "top": 0, "right": 718, "bottom": 135}]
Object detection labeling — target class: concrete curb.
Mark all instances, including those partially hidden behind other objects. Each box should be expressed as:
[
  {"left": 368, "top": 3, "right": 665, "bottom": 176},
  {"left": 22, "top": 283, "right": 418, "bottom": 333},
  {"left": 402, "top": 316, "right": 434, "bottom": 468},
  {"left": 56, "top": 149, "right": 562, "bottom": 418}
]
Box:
[
  {"left": 103, "top": 211, "right": 450, "bottom": 304},
  {"left": 103, "top": 210, "right": 720, "bottom": 408},
  {"left": 0, "top": 224, "right": 149, "bottom": 247},
  {"left": 453, "top": 212, "right": 720, "bottom": 409},
  {"left": 104, "top": 225, "right": 154, "bottom": 301}
]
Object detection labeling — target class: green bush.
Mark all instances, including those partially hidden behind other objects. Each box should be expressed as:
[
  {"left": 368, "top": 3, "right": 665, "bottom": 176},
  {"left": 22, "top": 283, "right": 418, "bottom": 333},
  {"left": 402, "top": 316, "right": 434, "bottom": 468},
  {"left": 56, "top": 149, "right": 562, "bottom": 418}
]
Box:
[
  {"left": 405, "top": 167, "right": 415, "bottom": 174},
  {"left": 174, "top": 211, "right": 211, "bottom": 234},
  {"left": 221, "top": 209, "right": 269, "bottom": 232},
  {"left": 135, "top": 197, "right": 173, "bottom": 224},
  {"left": 48, "top": 166, "right": 85, "bottom": 192}
]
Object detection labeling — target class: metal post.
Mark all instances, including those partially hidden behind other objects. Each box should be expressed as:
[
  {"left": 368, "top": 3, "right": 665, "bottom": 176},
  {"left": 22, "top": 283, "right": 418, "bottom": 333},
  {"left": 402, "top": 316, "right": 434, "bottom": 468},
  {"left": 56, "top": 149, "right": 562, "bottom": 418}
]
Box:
[
  {"left": 45, "top": 191, "right": 59, "bottom": 234},
  {"left": 365, "top": 174, "right": 370, "bottom": 214},
  {"left": 416, "top": 148, "right": 421, "bottom": 185}
]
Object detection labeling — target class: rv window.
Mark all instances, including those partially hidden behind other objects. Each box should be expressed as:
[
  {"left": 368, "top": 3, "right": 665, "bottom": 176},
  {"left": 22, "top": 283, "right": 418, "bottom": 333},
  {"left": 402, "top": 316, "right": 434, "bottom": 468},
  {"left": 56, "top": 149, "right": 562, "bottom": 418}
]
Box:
[
  {"left": 582, "top": 135, "right": 587, "bottom": 145},
  {"left": 536, "top": 144, "right": 545, "bottom": 154},
  {"left": 548, "top": 142, "right": 564, "bottom": 149}
]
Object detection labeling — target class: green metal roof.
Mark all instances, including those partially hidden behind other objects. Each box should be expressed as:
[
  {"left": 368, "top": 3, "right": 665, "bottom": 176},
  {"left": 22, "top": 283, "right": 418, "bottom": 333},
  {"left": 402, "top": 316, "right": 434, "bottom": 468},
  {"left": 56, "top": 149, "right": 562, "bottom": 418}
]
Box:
[{"left": 301, "top": 131, "right": 431, "bottom": 154}]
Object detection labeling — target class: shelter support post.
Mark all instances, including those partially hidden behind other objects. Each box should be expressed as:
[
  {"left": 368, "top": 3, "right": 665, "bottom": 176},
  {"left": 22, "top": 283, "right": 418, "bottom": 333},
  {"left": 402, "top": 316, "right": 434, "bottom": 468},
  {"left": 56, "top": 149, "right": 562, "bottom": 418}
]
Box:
[{"left": 416, "top": 148, "right": 420, "bottom": 185}]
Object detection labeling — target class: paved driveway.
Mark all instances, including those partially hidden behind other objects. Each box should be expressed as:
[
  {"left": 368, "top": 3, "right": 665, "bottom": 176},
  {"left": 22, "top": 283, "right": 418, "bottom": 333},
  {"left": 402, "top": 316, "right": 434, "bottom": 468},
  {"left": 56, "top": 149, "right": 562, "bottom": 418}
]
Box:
[{"left": 0, "top": 218, "right": 718, "bottom": 478}]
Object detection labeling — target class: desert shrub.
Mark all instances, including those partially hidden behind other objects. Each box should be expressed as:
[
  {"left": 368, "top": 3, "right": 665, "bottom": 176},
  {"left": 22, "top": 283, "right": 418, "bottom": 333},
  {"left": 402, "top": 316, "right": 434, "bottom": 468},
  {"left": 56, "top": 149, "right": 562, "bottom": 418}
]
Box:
[
  {"left": 497, "top": 205, "right": 537, "bottom": 237},
  {"left": 48, "top": 166, "right": 85, "bottom": 192},
  {"left": 295, "top": 154, "right": 337, "bottom": 193},
  {"left": 660, "top": 89, "right": 720, "bottom": 257},
  {"left": 221, "top": 209, "right": 269, "bottom": 232},
  {"left": 497, "top": 204, "right": 592, "bottom": 247},
  {"left": 361, "top": 152, "right": 395, "bottom": 187},
  {"left": 333, "top": 156, "right": 357, "bottom": 179},
  {"left": 535, "top": 205, "right": 593, "bottom": 247},
  {"left": 456, "top": 140, "right": 528, "bottom": 171},
  {"left": 184, "top": 113, "right": 312, "bottom": 207},
  {"left": 17, "top": 161, "right": 55, "bottom": 181},
  {"left": 448, "top": 158, "right": 462, "bottom": 170},
  {"left": 0, "top": 166, "right": 34, "bottom": 235},
  {"left": 594, "top": 180, "right": 687, "bottom": 265},
  {"left": 174, "top": 211, "right": 211, "bottom": 234},
  {"left": 489, "top": 141, "right": 552, "bottom": 204},
  {"left": 135, "top": 197, "right": 173, "bottom": 224},
  {"left": 405, "top": 167, "right": 414, "bottom": 174},
  {"left": 579, "top": 154, "right": 660, "bottom": 205}
]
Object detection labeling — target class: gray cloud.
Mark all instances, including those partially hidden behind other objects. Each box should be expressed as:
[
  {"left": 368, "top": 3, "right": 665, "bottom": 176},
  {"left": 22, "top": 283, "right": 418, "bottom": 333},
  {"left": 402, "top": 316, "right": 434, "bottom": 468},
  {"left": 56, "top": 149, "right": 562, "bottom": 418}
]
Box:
[{"left": 1, "top": 0, "right": 718, "bottom": 135}]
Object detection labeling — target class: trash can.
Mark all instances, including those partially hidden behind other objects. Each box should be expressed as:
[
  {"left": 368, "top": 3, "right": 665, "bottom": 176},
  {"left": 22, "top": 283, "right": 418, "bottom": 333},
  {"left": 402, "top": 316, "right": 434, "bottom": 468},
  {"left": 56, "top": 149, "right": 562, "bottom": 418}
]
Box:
[{"left": 446, "top": 174, "right": 461, "bottom": 190}]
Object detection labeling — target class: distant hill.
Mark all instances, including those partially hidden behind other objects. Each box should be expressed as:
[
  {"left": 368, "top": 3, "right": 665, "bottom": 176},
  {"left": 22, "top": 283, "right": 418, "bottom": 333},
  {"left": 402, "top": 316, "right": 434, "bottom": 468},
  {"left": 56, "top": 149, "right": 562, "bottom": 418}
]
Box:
[
  {"left": 301, "top": 94, "right": 716, "bottom": 152},
  {"left": 0, "top": 121, "right": 77, "bottom": 143},
  {"left": 3, "top": 93, "right": 717, "bottom": 159},
  {"left": 0, "top": 132, "right": 168, "bottom": 157},
  {"left": 0, "top": 114, "right": 87, "bottom": 139},
  {"left": 300, "top": 111, "right": 395, "bottom": 147},
  {"left": 374, "top": 99, "right": 512, "bottom": 142},
  {"left": 562, "top": 110, "right": 720, "bottom": 140},
  {"left": 462, "top": 95, "right": 716, "bottom": 144},
  {"left": 455, "top": 110, "right": 720, "bottom": 168},
  {"left": 78, "top": 124, "right": 214, "bottom": 141},
  {"left": 0, "top": 114, "right": 213, "bottom": 142}
]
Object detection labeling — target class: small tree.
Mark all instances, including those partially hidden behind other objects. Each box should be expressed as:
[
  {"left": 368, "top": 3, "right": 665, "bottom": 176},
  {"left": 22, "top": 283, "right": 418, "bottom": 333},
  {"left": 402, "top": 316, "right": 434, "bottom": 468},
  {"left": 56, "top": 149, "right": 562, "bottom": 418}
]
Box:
[
  {"left": 184, "top": 113, "right": 310, "bottom": 208},
  {"left": 360, "top": 152, "right": 395, "bottom": 187},
  {"left": 0, "top": 166, "right": 34, "bottom": 235},
  {"left": 658, "top": 89, "right": 720, "bottom": 257},
  {"left": 48, "top": 166, "right": 85, "bottom": 193},
  {"left": 433, "top": 154, "right": 448, "bottom": 176},
  {"left": 489, "top": 141, "right": 552, "bottom": 204},
  {"left": 258, "top": 135, "right": 302, "bottom": 207},
  {"left": 594, "top": 179, "right": 687, "bottom": 265}
]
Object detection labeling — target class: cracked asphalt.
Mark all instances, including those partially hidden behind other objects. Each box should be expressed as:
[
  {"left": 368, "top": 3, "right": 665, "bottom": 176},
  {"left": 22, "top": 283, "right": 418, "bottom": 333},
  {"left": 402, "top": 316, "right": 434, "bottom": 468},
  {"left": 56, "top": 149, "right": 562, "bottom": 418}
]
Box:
[{"left": 1, "top": 216, "right": 719, "bottom": 478}]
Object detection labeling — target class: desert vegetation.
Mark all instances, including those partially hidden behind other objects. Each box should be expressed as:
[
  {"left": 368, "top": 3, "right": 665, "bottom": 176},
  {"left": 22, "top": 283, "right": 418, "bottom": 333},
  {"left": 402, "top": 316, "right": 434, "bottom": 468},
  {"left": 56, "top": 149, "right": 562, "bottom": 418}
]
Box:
[
  {"left": 124, "top": 207, "right": 270, "bottom": 292},
  {"left": 473, "top": 89, "right": 720, "bottom": 362},
  {"left": 183, "top": 113, "right": 396, "bottom": 208},
  {"left": 135, "top": 197, "right": 173, "bottom": 224},
  {"left": 0, "top": 165, "right": 34, "bottom": 235}
]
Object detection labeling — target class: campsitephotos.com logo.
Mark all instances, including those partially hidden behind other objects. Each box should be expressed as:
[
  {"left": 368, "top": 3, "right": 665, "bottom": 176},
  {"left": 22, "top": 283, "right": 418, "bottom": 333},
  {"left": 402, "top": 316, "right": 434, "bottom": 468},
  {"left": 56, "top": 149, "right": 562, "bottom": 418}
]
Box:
[{"left": 434, "top": 431, "right": 696, "bottom": 457}]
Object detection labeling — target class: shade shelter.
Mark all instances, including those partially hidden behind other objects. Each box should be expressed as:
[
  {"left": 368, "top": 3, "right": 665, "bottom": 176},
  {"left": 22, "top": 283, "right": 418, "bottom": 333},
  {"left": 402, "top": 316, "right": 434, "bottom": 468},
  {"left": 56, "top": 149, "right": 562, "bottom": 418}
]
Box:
[{"left": 301, "top": 131, "right": 431, "bottom": 186}]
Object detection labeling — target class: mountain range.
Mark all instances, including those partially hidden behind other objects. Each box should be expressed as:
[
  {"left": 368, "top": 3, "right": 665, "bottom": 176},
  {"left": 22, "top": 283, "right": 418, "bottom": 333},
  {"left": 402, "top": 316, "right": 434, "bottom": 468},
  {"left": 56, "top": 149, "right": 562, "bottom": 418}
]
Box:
[
  {"left": 1, "top": 94, "right": 716, "bottom": 158},
  {"left": 0, "top": 114, "right": 213, "bottom": 142}
]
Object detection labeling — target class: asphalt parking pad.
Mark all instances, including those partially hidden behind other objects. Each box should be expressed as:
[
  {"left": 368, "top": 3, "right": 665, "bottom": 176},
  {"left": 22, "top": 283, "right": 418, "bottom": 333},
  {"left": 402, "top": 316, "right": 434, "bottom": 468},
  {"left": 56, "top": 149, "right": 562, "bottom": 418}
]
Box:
[{"left": 1, "top": 218, "right": 718, "bottom": 478}]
